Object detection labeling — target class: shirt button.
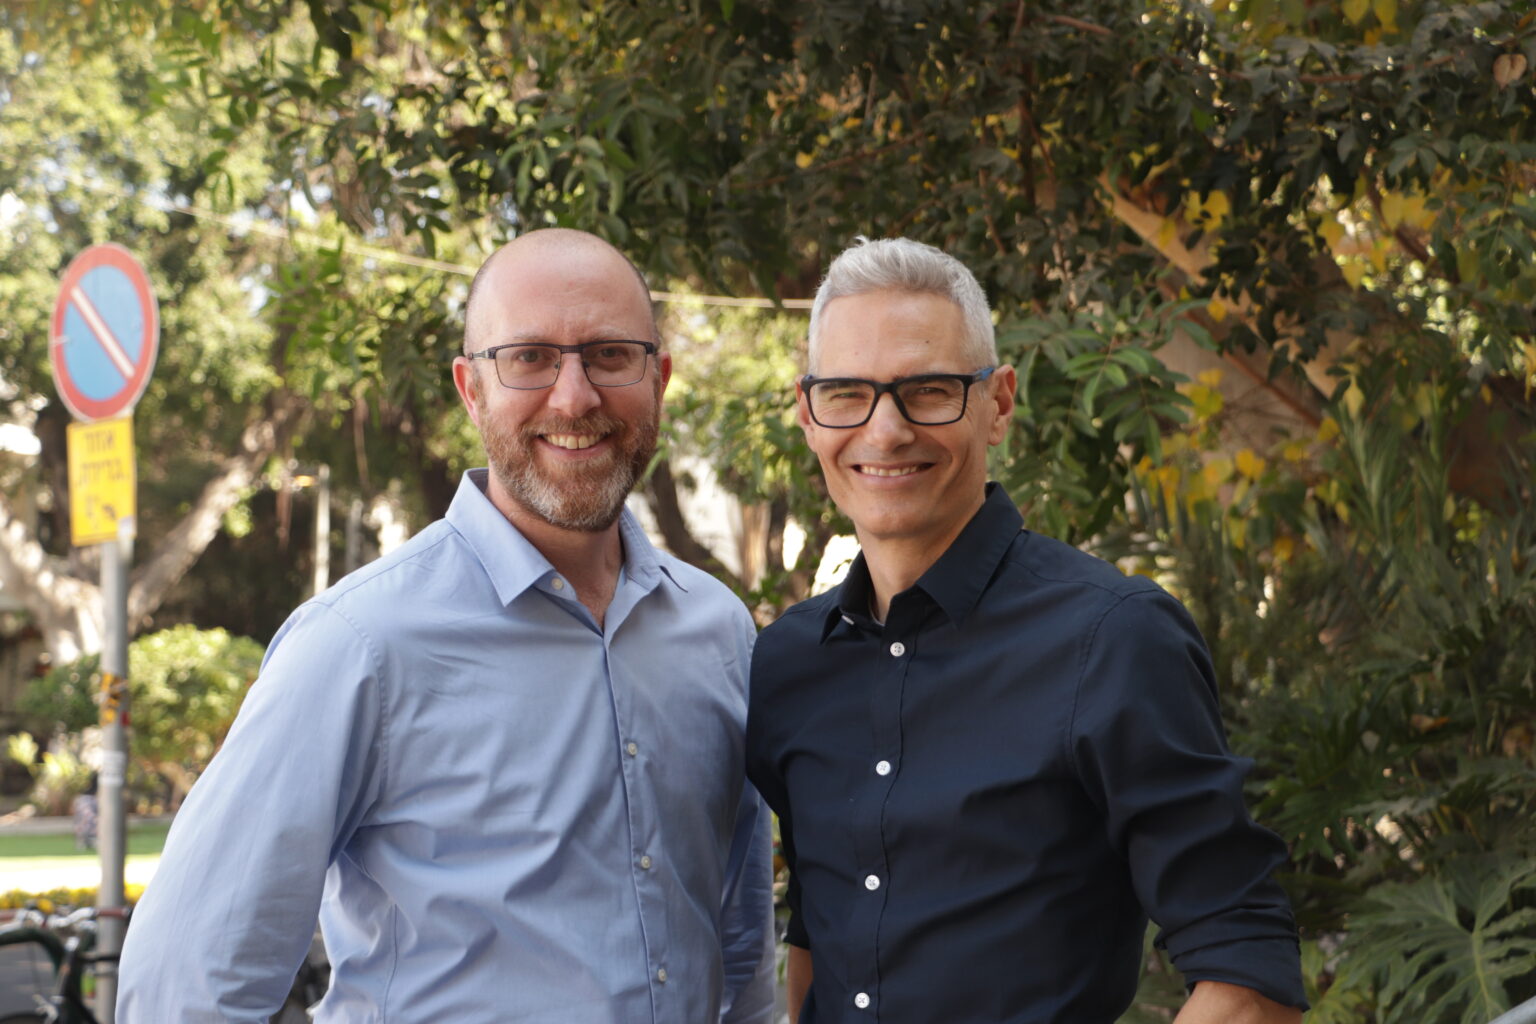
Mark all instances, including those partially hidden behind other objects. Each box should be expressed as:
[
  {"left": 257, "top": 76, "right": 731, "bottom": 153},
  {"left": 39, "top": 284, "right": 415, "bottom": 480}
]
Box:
[
  {"left": 875, "top": 760, "right": 892, "bottom": 776},
  {"left": 657, "top": 968, "right": 667, "bottom": 983},
  {"left": 552, "top": 577, "right": 565, "bottom": 590},
  {"left": 639, "top": 855, "right": 652, "bottom": 870},
  {"left": 864, "top": 874, "right": 881, "bottom": 891},
  {"left": 889, "top": 641, "right": 906, "bottom": 657},
  {"left": 626, "top": 741, "right": 639, "bottom": 757},
  {"left": 854, "top": 992, "right": 871, "bottom": 1009}
]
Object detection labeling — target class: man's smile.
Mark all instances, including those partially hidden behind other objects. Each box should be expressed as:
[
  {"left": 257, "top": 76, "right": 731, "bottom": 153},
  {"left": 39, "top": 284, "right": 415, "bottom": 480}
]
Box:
[
  {"left": 856, "top": 463, "right": 927, "bottom": 478},
  {"left": 543, "top": 432, "right": 608, "bottom": 450}
]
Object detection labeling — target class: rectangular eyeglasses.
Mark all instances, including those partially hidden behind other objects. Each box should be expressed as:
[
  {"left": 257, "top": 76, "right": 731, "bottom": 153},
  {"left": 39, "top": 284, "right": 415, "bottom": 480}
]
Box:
[
  {"left": 466, "top": 341, "right": 659, "bottom": 390},
  {"left": 801, "top": 367, "right": 996, "bottom": 428}
]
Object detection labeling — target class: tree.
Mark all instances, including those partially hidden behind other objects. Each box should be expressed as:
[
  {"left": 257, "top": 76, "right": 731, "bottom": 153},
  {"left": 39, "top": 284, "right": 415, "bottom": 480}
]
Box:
[
  {"left": 0, "top": 13, "right": 479, "bottom": 659},
  {"left": 86, "top": 0, "right": 1531, "bottom": 572}
]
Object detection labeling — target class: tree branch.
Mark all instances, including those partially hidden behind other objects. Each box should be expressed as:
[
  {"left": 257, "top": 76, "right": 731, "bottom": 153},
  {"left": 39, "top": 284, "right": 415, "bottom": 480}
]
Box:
[
  {"left": 642, "top": 458, "right": 742, "bottom": 590},
  {"left": 1099, "top": 173, "right": 1213, "bottom": 283},
  {"left": 0, "top": 493, "right": 102, "bottom": 659},
  {"left": 127, "top": 392, "right": 307, "bottom": 625},
  {"left": 1039, "top": 13, "right": 1114, "bottom": 38}
]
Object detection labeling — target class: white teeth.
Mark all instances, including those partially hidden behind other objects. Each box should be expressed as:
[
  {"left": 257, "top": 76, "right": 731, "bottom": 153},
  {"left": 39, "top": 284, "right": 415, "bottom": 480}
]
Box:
[
  {"left": 861, "top": 466, "right": 921, "bottom": 477},
  {"left": 546, "top": 433, "right": 603, "bottom": 450}
]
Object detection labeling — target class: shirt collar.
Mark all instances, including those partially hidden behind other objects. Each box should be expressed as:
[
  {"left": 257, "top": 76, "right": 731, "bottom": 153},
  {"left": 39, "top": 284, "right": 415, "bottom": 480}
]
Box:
[
  {"left": 819, "top": 482, "right": 1023, "bottom": 642},
  {"left": 446, "top": 469, "right": 683, "bottom": 606}
]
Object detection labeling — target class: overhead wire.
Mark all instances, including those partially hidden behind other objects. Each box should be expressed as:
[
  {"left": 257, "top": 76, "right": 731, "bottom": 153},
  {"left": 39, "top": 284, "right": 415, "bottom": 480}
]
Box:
[{"left": 31, "top": 168, "right": 812, "bottom": 310}]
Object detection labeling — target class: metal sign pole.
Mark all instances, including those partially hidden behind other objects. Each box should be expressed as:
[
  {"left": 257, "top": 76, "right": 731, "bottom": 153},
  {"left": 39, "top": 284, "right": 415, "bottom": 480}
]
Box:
[
  {"left": 95, "top": 527, "right": 132, "bottom": 1024},
  {"left": 49, "top": 243, "right": 158, "bottom": 1024}
]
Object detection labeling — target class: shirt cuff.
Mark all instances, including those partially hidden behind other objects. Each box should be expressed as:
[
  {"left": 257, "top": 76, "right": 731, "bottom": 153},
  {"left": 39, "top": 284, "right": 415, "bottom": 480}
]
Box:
[{"left": 1173, "top": 936, "right": 1310, "bottom": 1010}]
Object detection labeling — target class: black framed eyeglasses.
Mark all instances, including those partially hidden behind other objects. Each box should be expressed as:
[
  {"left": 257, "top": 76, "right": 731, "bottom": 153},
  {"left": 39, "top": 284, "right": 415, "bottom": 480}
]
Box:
[
  {"left": 801, "top": 367, "right": 997, "bottom": 428},
  {"left": 466, "top": 341, "right": 659, "bottom": 390}
]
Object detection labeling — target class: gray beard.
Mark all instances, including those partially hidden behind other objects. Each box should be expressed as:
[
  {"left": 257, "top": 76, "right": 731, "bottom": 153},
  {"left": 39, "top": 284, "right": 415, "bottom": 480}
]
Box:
[
  {"left": 476, "top": 378, "right": 658, "bottom": 533},
  {"left": 494, "top": 438, "right": 646, "bottom": 532}
]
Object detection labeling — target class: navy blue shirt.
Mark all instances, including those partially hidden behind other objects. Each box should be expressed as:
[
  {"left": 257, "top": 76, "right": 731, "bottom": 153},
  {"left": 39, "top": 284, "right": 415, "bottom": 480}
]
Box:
[{"left": 746, "top": 484, "right": 1305, "bottom": 1023}]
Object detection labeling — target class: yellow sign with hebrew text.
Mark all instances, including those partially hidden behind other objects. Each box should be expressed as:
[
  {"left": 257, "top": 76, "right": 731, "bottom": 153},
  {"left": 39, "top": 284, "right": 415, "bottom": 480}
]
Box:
[{"left": 67, "top": 416, "right": 135, "bottom": 546}]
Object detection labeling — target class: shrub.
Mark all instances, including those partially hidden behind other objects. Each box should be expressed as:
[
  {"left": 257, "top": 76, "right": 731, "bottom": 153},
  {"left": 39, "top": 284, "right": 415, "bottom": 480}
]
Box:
[
  {"left": 4, "top": 732, "right": 94, "bottom": 816},
  {"left": 13, "top": 626, "right": 265, "bottom": 810}
]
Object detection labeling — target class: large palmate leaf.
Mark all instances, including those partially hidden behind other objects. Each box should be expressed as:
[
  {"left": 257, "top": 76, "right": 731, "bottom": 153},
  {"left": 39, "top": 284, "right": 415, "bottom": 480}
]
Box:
[{"left": 1348, "top": 854, "right": 1536, "bottom": 1024}]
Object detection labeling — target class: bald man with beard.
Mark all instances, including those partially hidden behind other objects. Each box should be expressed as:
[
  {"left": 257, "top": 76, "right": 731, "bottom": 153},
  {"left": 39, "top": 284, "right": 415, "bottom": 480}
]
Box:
[{"left": 120, "top": 230, "right": 777, "bottom": 1024}]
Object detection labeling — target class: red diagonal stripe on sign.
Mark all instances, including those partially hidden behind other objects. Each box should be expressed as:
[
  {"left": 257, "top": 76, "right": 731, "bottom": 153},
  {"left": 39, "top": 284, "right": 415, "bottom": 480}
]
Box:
[{"left": 69, "top": 285, "right": 137, "bottom": 381}]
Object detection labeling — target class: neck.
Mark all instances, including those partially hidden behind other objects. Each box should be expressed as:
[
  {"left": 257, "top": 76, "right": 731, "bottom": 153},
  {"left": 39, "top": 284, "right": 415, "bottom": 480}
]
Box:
[
  {"left": 489, "top": 480, "right": 625, "bottom": 627},
  {"left": 857, "top": 494, "right": 984, "bottom": 622}
]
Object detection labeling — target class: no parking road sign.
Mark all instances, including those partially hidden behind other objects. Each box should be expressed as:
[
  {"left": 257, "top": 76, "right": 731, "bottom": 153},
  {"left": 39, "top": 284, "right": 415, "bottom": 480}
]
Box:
[
  {"left": 47, "top": 244, "right": 155, "bottom": 1020},
  {"left": 50, "top": 243, "right": 159, "bottom": 423}
]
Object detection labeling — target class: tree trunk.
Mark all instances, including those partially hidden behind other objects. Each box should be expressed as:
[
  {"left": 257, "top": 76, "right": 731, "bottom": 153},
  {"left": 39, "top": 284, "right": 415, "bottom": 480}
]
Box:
[
  {"left": 0, "top": 392, "right": 306, "bottom": 661},
  {"left": 642, "top": 458, "right": 742, "bottom": 590}
]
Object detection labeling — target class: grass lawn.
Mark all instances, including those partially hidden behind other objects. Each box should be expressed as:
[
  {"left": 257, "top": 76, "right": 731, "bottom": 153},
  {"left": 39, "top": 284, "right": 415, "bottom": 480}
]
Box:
[
  {"left": 0, "top": 823, "right": 170, "bottom": 895},
  {"left": 0, "top": 822, "right": 171, "bottom": 860}
]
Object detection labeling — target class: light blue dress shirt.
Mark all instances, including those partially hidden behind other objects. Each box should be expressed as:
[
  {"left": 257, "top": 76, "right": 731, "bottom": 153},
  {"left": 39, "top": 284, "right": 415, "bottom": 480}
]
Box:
[{"left": 119, "top": 469, "right": 776, "bottom": 1023}]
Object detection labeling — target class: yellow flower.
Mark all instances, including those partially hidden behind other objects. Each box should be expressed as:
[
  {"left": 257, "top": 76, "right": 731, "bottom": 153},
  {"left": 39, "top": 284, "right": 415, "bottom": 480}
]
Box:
[
  {"left": 1343, "top": 379, "right": 1366, "bottom": 418},
  {"left": 1186, "top": 384, "right": 1224, "bottom": 421},
  {"left": 1235, "top": 448, "right": 1267, "bottom": 480},
  {"left": 1202, "top": 455, "right": 1234, "bottom": 488}
]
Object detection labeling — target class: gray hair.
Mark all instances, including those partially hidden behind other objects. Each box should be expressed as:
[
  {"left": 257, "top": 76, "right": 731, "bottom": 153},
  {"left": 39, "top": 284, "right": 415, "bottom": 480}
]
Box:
[{"left": 807, "top": 236, "right": 996, "bottom": 371}]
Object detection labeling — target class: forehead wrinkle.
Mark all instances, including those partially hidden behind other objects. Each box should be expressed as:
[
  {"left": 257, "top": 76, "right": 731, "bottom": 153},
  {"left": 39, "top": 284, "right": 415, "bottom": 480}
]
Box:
[{"left": 486, "top": 323, "right": 649, "bottom": 346}]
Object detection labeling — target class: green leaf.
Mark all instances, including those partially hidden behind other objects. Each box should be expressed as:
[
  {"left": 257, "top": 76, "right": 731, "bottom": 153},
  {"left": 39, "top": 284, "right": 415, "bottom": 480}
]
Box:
[{"left": 1347, "top": 855, "right": 1536, "bottom": 1024}]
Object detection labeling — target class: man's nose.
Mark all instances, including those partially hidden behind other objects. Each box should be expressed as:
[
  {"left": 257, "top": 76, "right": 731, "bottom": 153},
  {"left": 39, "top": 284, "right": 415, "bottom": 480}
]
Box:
[
  {"left": 546, "top": 353, "right": 601, "bottom": 418},
  {"left": 862, "top": 390, "right": 916, "bottom": 446}
]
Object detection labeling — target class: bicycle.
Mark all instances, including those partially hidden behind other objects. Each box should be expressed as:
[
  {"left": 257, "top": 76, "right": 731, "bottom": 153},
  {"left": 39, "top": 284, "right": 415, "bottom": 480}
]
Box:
[
  {"left": 0, "top": 904, "right": 127, "bottom": 1024},
  {"left": 0, "top": 904, "right": 328, "bottom": 1023}
]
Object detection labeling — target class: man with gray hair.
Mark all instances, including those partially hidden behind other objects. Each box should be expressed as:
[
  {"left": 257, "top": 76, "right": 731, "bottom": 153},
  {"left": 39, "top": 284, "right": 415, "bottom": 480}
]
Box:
[
  {"left": 121, "top": 229, "right": 775, "bottom": 1022},
  {"left": 746, "top": 236, "right": 1306, "bottom": 1023}
]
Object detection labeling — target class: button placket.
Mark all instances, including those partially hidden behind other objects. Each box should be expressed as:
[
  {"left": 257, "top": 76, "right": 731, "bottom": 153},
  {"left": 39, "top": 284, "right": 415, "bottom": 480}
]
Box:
[{"left": 846, "top": 614, "right": 913, "bottom": 1022}]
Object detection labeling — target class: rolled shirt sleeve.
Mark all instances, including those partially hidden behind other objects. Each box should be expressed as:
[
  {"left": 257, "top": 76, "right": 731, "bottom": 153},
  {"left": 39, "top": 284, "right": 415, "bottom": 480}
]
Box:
[
  {"left": 118, "top": 603, "right": 384, "bottom": 1022},
  {"left": 1069, "top": 589, "right": 1307, "bottom": 1009}
]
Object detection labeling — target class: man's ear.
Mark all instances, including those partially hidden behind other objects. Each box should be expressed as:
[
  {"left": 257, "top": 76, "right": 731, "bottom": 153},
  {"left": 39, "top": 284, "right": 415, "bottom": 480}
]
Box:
[
  {"left": 452, "top": 356, "right": 484, "bottom": 430},
  {"left": 986, "top": 364, "right": 1017, "bottom": 447},
  {"left": 794, "top": 377, "right": 816, "bottom": 436},
  {"left": 657, "top": 350, "right": 673, "bottom": 396}
]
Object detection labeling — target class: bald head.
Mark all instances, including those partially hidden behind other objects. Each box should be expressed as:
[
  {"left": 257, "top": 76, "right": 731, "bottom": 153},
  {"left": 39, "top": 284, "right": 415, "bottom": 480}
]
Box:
[{"left": 464, "top": 229, "right": 657, "bottom": 354}]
